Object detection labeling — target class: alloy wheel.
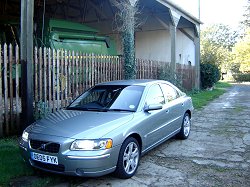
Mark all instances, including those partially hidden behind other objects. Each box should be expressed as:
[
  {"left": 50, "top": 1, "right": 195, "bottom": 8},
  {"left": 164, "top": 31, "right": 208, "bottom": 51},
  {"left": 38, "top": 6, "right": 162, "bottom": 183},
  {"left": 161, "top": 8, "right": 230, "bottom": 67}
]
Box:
[{"left": 123, "top": 142, "right": 139, "bottom": 175}]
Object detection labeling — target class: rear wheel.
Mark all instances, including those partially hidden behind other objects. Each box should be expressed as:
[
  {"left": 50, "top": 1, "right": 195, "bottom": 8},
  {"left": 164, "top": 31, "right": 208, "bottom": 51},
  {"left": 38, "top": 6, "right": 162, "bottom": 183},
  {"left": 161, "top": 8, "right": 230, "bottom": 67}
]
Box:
[
  {"left": 177, "top": 113, "right": 191, "bottom": 139},
  {"left": 114, "top": 137, "right": 140, "bottom": 179}
]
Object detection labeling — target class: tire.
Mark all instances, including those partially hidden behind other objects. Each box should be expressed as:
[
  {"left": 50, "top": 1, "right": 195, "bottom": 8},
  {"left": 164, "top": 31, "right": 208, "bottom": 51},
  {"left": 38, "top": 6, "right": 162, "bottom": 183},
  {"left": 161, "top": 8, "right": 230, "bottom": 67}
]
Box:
[
  {"left": 177, "top": 113, "right": 191, "bottom": 140},
  {"left": 114, "top": 137, "right": 140, "bottom": 179}
]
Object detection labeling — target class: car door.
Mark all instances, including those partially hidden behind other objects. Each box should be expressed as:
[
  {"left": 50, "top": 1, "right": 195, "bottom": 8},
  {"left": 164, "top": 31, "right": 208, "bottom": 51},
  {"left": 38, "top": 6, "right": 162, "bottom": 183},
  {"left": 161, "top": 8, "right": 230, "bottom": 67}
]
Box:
[
  {"left": 142, "top": 84, "right": 169, "bottom": 149},
  {"left": 160, "top": 83, "right": 184, "bottom": 133}
]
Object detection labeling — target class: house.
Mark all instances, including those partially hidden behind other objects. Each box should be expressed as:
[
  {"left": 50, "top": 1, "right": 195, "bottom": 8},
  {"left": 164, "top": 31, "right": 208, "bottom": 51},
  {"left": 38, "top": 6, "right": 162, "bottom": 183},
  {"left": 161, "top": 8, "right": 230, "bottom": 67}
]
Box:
[{"left": 17, "top": 0, "right": 201, "bottom": 87}]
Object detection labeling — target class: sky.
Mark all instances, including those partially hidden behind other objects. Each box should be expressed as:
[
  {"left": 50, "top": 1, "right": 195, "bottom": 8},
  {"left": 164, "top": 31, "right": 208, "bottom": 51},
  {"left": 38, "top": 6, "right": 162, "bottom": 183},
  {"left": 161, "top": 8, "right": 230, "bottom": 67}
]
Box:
[{"left": 170, "top": 0, "right": 248, "bottom": 29}]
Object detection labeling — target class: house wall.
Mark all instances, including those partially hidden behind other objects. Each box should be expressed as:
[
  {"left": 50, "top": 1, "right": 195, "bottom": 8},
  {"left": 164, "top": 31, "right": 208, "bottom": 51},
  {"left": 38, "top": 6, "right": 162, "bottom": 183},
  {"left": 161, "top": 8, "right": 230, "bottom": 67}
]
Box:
[
  {"left": 176, "top": 29, "right": 195, "bottom": 66},
  {"left": 87, "top": 22, "right": 196, "bottom": 66},
  {"left": 135, "top": 29, "right": 195, "bottom": 66},
  {"left": 135, "top": 30, "right": 171, "bottom": 62}
]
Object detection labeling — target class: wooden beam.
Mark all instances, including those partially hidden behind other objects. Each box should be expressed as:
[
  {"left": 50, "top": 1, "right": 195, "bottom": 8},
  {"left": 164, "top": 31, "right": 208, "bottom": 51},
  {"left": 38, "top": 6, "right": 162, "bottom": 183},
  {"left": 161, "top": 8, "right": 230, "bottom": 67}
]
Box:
[
  {"left": 78, "top": 0, "right": 84, "bottom": 23},
  {"left": 154, "top": 15, "right": 169, "bottom": 29},
  {"left": 179, "top": 28, "right": 194, "bottom": 42},
  {"left": 21, "top": 0, "right": 34, "bottom": 128},
  {"left": 88, "top": 1, "right": 107, "bottom": 19}
]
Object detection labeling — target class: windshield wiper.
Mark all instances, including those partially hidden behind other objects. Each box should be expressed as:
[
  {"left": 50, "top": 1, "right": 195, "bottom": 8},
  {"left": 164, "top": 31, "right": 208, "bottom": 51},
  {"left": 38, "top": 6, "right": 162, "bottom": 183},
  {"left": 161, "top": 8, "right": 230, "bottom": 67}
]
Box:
[
  {"left": 107, "top": 109, "right": 134, "bottom": 112},
  {"left": 66, "top": 107, "right": 107, "bottom": 112},
  {"left": 66, "top": 107, "right": 134, "bottom": 112},
  {"left": 66, "top": 107, "right": 89, "bottom": 111}
]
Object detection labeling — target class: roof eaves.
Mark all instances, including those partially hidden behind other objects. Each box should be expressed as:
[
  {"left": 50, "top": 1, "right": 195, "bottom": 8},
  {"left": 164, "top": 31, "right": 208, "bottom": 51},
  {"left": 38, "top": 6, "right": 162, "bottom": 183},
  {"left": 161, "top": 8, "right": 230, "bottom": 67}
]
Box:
[{"left": 158, "top": 0, "right": 203, "bottom": 25}]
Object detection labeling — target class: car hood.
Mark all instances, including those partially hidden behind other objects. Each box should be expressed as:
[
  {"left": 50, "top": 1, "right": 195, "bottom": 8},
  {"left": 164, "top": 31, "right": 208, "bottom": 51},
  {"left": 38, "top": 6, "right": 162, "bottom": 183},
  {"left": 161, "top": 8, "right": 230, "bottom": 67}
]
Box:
[{"left": 27, "top": 109, "right": 134, "bottom": 139}]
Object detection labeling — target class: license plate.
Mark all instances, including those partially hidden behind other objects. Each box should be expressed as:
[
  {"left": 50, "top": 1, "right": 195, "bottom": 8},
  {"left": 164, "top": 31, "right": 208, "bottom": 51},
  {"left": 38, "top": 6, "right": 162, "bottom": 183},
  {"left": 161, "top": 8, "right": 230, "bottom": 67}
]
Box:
[{"left": 31, "top": 152, "right": 58, "bottom": 165}]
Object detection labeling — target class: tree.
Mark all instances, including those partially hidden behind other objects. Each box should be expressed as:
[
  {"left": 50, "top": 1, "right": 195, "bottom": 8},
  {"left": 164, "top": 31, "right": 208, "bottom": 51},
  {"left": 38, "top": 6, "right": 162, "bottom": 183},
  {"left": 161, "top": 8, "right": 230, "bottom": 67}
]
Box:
[
  {"left": 201, "top": 39, "right": 232, "bottom": 67},
  {"left": 241, "top": 0, "right": 250, "bottom": 29},
  {"left": 200, "top": 24, "right": 236, "bottom": 73},
  {"left": 111, "top": 0, "right": 139, "bottom": 79},
  {"left": 201, "top": 24, "right": 239, "bottom": 51},
  {"left": 230, "top": 0, "right": 250, "bottom": 73},
  {"left": 232, "top": 29, "right": 250, "bottom": 72}
]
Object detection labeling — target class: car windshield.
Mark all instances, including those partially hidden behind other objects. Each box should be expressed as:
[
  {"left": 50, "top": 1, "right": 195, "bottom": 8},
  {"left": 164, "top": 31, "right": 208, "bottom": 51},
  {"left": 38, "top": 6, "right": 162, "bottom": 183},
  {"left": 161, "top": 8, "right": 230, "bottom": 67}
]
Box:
[{"left": 67, "top": 85, "right": 145, "bottom": 112}]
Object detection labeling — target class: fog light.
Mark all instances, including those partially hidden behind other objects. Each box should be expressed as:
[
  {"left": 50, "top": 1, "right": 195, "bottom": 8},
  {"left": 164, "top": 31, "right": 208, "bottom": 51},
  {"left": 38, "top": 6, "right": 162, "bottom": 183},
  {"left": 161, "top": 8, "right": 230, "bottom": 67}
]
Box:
[{"left": 76, "top": 168, "right": 85, "bottom": 176}]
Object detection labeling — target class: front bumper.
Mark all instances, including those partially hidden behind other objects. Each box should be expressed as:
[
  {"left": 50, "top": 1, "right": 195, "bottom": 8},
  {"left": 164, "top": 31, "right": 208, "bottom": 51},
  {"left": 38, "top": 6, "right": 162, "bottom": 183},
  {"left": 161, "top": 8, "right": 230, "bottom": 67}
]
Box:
[{"left": 19, "top": 135, "right": 121, "bottom": 177}]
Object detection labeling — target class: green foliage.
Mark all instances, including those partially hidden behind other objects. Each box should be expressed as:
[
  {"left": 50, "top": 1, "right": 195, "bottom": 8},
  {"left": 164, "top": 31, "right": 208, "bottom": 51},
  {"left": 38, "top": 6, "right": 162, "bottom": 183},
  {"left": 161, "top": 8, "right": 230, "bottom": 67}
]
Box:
[
  {"left": 232, "top": 73, "right": 250, "bottom": 82},
  {"left": 232, "top": 29, "right": 250, "bottom": 73},
  {"left": 240, "top": 0, "right": 250, "bottom": 29},
  {"left": 200, "top": 24, "right": 235, "bottom": 74},
  {"left": 122, "top": 31, "right": 136, "bottom": 79},
  {"left": 201, "top": 24, "right": 239, "bottom": 50},
  {"left": 200, "top": 63, "right": 221, "bottom": 89},
  {"left": 0, "top": 138, "right": 34, "bottom": 186},
  {"left": 201, "top": 40, "right": 232, "bottom": 67},
  {"left": 159, "top": 65, "right": 183, "bottom": 91}
]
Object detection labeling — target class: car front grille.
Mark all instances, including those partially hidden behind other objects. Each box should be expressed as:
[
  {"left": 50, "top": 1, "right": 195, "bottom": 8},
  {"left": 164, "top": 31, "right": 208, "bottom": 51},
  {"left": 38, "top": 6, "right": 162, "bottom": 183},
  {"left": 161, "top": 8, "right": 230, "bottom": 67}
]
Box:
[
  {"left": 33, "top": 160, "right": 65, "bottom": 172},
  {"left": 29, "top": 139, "right": 60, "bottom": 153}
]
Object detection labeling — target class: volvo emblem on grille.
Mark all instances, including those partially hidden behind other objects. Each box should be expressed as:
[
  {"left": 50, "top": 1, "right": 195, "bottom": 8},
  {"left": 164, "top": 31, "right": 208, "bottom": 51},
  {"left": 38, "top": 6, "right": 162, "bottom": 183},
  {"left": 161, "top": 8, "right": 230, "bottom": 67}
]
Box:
[{"left": 41, "top": 144, "right": 46, "bottom": 149}]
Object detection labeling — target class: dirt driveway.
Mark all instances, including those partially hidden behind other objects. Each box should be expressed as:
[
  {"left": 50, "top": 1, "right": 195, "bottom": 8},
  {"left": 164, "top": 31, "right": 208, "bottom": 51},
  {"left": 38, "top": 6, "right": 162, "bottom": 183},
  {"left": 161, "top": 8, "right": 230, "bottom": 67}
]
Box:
[{"left": 60, "top": 83, "right": 248, "bottom": 187}]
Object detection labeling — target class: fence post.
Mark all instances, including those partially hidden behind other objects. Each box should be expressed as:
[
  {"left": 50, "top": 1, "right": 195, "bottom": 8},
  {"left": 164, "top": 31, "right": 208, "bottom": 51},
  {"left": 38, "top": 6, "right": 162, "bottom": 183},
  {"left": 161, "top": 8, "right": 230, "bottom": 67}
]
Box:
[
  {"left": 39, "top": 47, "right": 42, "bottom": 102},
  {"left": 64, "top": 50, "right": 68, "bottom": 106},
  {"left": 75, "top": 52, "right": 79, "bottom": 96},
  {"left": 48, "top": 48, "right": 52, "bottom": 111},
  {"left": 56, "top": 49, "right": 60, "bottom": 110},
  {"left": 43, "top": 47, "right": 47, "bottom": 112},
  {"left": 0, "top": 44, "right": 2, "bottom": 130},
  {"left": 15, "top": 45, "right": 21, "bottom": 129},
  {"left": 52, "top": 49, "right": 56, "bottom": 112},
  {"left": 9, "top": 44, "right": 14, "bottom": 127},
  {"left": 3, "top": 44, "right": 8, "bottom": 129},
  {"left": 34, "top": 47, "right": 38, "bottom": 117}
]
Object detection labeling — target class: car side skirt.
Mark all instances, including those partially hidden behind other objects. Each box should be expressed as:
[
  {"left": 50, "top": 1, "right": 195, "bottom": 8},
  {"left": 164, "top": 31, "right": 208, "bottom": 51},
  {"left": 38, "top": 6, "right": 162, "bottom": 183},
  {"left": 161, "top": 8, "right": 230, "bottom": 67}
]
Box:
[{"left": 141, "top": 128, "right": 181, "bottom": 155}]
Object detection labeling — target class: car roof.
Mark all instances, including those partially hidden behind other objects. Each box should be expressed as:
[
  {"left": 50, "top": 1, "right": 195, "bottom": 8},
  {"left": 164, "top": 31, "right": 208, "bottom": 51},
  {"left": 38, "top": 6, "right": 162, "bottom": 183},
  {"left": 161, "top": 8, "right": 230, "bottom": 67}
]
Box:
[{"left": 97, "top": 79, "right": 170, "bottom": 86}]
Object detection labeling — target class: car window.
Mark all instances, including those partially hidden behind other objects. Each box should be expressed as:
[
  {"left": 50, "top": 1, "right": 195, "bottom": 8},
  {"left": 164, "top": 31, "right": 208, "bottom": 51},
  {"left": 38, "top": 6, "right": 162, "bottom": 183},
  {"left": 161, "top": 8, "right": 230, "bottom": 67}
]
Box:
[
  {"left": 68, "top": 85, "right": 144, "bottom": 111},
  {"left": 160, "top": 84, "right": 179, "bottom": 102},
  {"left": 145, "top": 84, "right": 165, "bottom": 105},
  {"left": 110, "top": 86, "right": 144, "bottom": 111}
]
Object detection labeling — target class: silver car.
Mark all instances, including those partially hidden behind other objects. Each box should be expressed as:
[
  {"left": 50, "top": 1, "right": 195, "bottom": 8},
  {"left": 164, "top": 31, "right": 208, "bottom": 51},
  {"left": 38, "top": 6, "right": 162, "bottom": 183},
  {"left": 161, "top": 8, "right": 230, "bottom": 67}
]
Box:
[{"left": 19, "top": 79, "right": 193, "bottom": 179}]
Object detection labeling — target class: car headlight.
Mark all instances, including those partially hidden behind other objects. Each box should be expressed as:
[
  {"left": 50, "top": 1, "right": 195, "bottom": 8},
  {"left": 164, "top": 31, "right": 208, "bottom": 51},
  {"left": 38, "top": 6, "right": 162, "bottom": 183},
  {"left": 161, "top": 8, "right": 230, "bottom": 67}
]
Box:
[
  {"left": 22, "top": 131, "right": 29, "bottom": 142},
  {"left": 70, "top": 139, "right": 113, "bottom": 151}
]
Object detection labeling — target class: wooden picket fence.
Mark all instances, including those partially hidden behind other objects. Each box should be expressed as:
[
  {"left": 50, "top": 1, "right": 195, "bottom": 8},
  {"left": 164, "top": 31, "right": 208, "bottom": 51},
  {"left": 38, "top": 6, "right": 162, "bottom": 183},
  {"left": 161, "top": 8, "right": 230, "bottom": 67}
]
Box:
[
  {"left": 33, "top": 47, "right": 124, "bottom": 118},
  {"left": 0, "top": 44, "right": 21, "bottom": 136},
  {"left": 0, "top": 43, "right": 195, "bottom": 136}
]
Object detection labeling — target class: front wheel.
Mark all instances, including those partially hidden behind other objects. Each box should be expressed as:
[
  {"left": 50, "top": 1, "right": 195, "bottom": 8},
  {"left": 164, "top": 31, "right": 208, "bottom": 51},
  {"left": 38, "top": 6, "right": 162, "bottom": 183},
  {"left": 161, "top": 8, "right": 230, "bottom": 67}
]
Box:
[
  {"left": 177, "top": 113, "right": 191, "bottom": 139},
  {"left": 114, "top": 137, "right": 140, "bottom": 179}
]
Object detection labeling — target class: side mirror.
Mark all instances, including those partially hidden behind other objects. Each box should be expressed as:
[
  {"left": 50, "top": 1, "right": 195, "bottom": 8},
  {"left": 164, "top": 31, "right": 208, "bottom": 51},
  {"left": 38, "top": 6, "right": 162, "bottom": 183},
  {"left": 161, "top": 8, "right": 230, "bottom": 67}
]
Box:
[{"left": 144, "top": 104, "right": 163, "bottom": 112}]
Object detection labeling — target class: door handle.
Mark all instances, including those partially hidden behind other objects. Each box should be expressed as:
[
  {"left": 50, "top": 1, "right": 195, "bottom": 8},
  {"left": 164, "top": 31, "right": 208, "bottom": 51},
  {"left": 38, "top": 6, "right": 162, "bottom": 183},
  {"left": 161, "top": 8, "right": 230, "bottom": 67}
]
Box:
[
  {"left": 166, "top": 110, "right": 169, "bottom": 113},
  {"left": 181, "top": 103, "right": 184, "bottom": 106}
]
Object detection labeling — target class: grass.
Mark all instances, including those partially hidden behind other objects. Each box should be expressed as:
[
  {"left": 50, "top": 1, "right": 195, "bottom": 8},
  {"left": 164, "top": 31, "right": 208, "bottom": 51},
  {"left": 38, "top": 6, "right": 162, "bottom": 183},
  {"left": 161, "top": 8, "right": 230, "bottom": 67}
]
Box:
[
  {"left": 0, "top": 138, "right": 33, "bottom": 186},
  {"left": 189, "top": 81, "right": 232, "bottom": 109},
  {"left": 0, "top": 81, "right": 232, "bottom": 186},
  {"left": 0, "top": 137, "right": 74, "bottom": 186}
]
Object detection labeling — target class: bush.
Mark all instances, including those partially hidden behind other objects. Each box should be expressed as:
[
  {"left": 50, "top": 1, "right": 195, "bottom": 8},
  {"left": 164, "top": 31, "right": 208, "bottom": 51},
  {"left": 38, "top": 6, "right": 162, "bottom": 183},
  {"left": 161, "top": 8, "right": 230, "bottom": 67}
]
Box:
[
  {"left": 232, "top": 73, "right": 250, "bottom": 82},
  {"left": 159, "top": 65, "right": 183, "bottom": 91},
  {"left": 200, "top": 63, "right": 220, "bottom": 89}
]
